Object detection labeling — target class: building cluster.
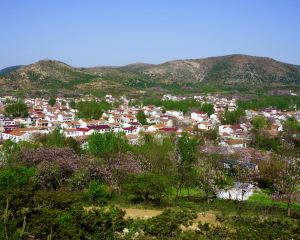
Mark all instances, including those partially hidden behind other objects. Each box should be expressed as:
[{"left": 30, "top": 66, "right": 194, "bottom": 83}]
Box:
[{"left": 0, "top": 94, "right": 299, "bottom": 149}]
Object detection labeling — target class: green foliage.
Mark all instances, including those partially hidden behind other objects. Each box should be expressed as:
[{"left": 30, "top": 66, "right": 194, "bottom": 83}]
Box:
[
  {"left": 202, "top": 129, "right": 219, "bottom": 141},
  {"left": 4, "top": 100, "right": 28, "bottom": 118},
  {"left": 238, "top": 95, "right": 300, "bottom": 111},
  {"left": 195, "top": 216, "right": 300, "bottom": 240},
  {"left": 144, "top": 208, "right": 197, "bottom": 236},
  {"left": 76, "top": 100, "right": 111, "bottom": 119},
  {"left": 2, "top": 139, "right": 37, "bottom": 158},
  {"left": 136, "top": 134, "right": 176, "bottom": 176},
  {"left": 283, "top": 117, "right": 300, "bottom": 134},
  {"left": 87, "top": 131, "right": 131, "bottom": 157},
  {"left": 178, "top": 133, "right": 199, "bottom": 165},
  {"left": 222, "top": 108, "right": 245, "bottom": 124},
  {"left": 251, "top": 115, "right": 270, "bottom": 129},
  {"left": 33, "top": 162, "right": 63, "bottom": 190},
  {"left": 86, "top": 180, "right": 111, "bottom": 205},
  {"left": 69, "top": 100, "right": 76, "bottom": 109},
  {"left": 67, "top": 171, "right": 89, "bottom": 191},
  {"left": 136, "top": 110, "right": 147, "bottom": 125},
  {"left": 36, "top": 128, "right": 81, "bottom": 153},
  {"left": 48, "top": 97, "right": 56, "bottom": 106},
  {"left": 250, "top": 130, "right": 281, "bottom": 151},
  {"left": 177, "top": 133, "right": 199, "bottom": 193},
  {"left": 0, "top": 166, "right": 36, "bottom": 191},
  {"left": 125, "top": 173, "right": 171, "bottom": 202}
]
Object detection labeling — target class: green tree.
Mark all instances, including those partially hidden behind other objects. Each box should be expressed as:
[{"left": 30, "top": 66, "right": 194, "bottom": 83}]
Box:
[
  {"left": 87, "top": 132, "right": 130, "bottom": 158},
  {"left": 136, "top": 110, "right": 147, "bottom": 125},
  {"left": 200, "top": 103, "right": 214, "bottom": 116},
  {"left": 69, "top": 100, "right": 76, "bottom": 109},
  {"left": 86, "top": 180, "right": 111, "bottom": 205},
  {"left": 48, "top": 97, "right": 56, "bottom": 107},
  {"left": 251, "top": 115, "right": 270, "bottom": 130},
  {"left": 4, "top": 101, "right": 28, "bottom": 118},
  {"left": 76, "top": 100, "right": 111, "bottom": 120},
  {"left": 36, "top": 128, "right": 81, "bottom": 153},
  {"left": 222, "top": 108, "right": 245, "bottom": 124},
  {"left": 176, "top": 133, "right": 199, "bottom": 195},
  {"left": 125, "top": 173, "right": 170, "bottom": 202},
  {"left": 137, "top": 134, "right": 176, "bottom": 176}
]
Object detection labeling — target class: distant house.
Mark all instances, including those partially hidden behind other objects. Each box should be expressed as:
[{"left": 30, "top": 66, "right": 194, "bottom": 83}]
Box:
[
  {"left": 166, "top": 110, "right": 184, "bottom": 119},
  {"left": 198, "top": 121, "right": 212, "bottom": 130},
  {"left": 221, "top": 139, "right": 247, "bottom": 148},
  {"left": 217, "top": 182, "right": 255, "bottom": 201},
  {"left": 122, "top": 126, "right": 138, "bottom": 134},
  {"left": 191, "top": 112, "right": 208, "bottom": 122},
  {"left": 87, "top": 125, "right": 111, "bottom": 133}
]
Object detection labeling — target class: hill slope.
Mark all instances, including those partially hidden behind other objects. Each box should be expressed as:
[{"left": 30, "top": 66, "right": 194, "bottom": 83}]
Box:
[
  {"left": 1, "top": 54, "right": 300, "bottom": 95},
  {"left": 87, "top": 54, "right": 300, "bottom": 87},
  {"left": 0, "top": 60, "right": 122, "bottom": 94}
]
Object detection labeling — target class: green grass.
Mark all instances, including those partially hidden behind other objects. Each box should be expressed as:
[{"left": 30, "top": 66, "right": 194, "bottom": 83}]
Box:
[{"left": 248, "top": 192, "right": 300, "bottom": 211}]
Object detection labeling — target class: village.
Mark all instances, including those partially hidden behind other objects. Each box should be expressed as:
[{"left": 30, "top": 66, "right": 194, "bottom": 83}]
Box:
[{"left": 0, "top": 93, "right": 299, "bottom": 149}]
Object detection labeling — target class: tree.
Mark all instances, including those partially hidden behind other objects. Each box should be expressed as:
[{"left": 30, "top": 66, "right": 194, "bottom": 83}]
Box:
[
  {"left": 69, "top": 100, "right": 76, "bottom": 109},
  {"left": 76, "top": 100, "right": 111, "bottom": 120},
  {"left": 87, "top": 132, "right": 130, "bottom": 158},
  {"left": 125, "top": 173, "right": 170, "bottom": 202},
  {"left": 272, "top": 156, "right": 300, "bottom": 216},
  {"left": 176, "top": 133, "right": 199, "bottom": 195},
  {"left": 283, "top": 117, "right": 300, "bottom": 148},
  {"left": 35, "top": 128, "right": 81, "bottom": 153},
  {"left": 136, "top": 110, "right": 147, "bottom": 125},
  {"left": 222, "top": 108, "right": 245, "bottom": 124},
  {"left": 48, "top": 97, "right": 56, "bottom": 107},
  {"left": 106, "top": 153, "right": 144, "bottom": 193},
  {"left": 250, "top": 129, "right": 281, "bottom": 151},
  {"left": 86, "top": 180, "right": 111, "bottom": 205},
  {"left": 196, "top": 165, "right": 225, "bottom": 202},
  {"left": 251, "top": 115, "right": 270, "bottom": 130},
  {"left": 137, "top": 134, "right": 176, "bottom": 176},
  {"left": 4, "top": 101, "right": 28, "bottom": 118},
  {"left": 200, "top": 103, "right": 214, "bottom": 116}
]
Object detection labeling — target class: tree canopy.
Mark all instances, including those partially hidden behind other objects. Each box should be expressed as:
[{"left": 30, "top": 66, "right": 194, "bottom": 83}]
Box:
[
  {"left": 76, "top": 100, "right": 111, "bottom": 120},
  {"left": 4, "top": 100, "right": 28, "bottom": 118}
]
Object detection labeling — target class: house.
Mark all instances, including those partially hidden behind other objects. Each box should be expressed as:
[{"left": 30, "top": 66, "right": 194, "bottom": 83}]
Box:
[
  {"left": 87, "top": 125, "right": 111, "bottom": 133},
  {"left": 0, "top": 118, "right": 20, "bottom": 130},
  {"left": 61, "top": 121, "right": 81, "bottom": 129},
  {"left": 166, "top": 110, "right": 184, "bottom": 119},
  {"left": 63, "top": 128, "right": 83, "bottom": 138},
  {"left": 220, "top": 139, "right": 247, "bottom": 148},
  {"left": 57, "top": 113, "right": 74, "bottom": 122},
  {"left": 122, "top": 126, "right": 138, "bottom": 134},
  {"left": 217, "top": 182, "right": 255, "bottom": 201},
  {"left": 1, "top": 128, "right": 49, "bottom": 142},
  {"left": 191, "top": 112, "right": 208, "bottom": 122},
  {"left": 126, "top": 134, "right": 139, "bottom": 144},
  {"left": 198, "top": 121, "right": 213, "bottom": 130},
  {"left": 36, "top": 120, "right": 52, "bottom": 127}
]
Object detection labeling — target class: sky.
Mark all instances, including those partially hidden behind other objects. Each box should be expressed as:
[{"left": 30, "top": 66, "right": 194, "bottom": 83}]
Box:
[{"left": 0, "top": 0, "right": 300, "bottom": 69}]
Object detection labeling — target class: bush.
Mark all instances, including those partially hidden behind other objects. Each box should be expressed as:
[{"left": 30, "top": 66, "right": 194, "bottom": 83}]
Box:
[
  {"left": 0, "top": 166, "right": 36, "bottom": 191},
  {"left": 33, "top": 162, "right": 63, "bottom": 190},
  {"left": 144, "top": 208, "right": 197, "bottom": 236},
  {"left": 87, "top": 180, "right": 111, "bottom": 205},
  {"left": 125, "top": 173, "right": 170, "bottom": 202},
  {"left": 67, "top": 171, "right": 89, "bottom": 191}
]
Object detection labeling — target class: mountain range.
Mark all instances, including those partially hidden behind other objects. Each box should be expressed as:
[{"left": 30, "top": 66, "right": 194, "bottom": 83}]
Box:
[{"left": 1, "top": 54, "right": 300, "bottom": 95}]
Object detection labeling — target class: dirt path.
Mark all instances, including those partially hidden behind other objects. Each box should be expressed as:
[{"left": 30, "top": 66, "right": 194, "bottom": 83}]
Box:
[
  {"left": 123, "top": 208, "right": 162, "bottom": 219},
  {"left": 122, "top": 208, "right": 218, "bottom": 226}
]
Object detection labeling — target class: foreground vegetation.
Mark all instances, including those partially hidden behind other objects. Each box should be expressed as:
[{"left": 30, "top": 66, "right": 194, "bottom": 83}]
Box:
[{"left": 0, "top": 126, "right": 299, "bottom": 239}]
